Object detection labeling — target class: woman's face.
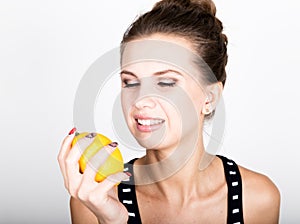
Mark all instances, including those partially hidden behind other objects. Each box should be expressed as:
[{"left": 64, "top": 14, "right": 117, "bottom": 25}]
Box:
[{"left": 120, "top": 34, "right": 208, "bottom": 151}]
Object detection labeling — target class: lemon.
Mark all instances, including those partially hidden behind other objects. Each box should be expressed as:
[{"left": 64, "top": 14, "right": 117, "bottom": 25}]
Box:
[{"left": 71, "top": 132, "right": 124, "bottom": 183}]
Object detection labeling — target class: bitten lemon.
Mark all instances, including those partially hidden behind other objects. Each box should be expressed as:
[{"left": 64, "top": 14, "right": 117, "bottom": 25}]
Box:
[{"left": 71, "top": 132, "right": 124, "bottom": 183}]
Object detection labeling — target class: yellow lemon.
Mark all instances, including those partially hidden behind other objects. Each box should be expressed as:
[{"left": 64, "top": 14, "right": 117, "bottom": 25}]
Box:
[{"left": 71, "top": 132, "right": 124, "bottom": 183}]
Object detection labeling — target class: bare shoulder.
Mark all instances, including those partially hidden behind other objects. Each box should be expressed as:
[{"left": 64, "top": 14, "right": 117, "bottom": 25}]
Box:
[{"left": 238, "top": 165, "right": 281, "bottom": 224}]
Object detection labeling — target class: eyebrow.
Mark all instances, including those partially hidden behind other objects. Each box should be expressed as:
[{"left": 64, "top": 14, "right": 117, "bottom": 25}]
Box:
[{"left": 120, "top": 69, "right": 183, "bottom": 77}]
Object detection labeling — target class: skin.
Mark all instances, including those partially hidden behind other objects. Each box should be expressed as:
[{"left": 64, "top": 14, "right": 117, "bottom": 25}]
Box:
[{"left": 58, "top": 34, "right": 280, "bottom": 224}]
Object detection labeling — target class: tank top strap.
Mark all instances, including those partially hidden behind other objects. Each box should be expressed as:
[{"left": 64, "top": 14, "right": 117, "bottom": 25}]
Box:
[
  {"left": 119, "top": 156, "right": 244, "bottom": 224},
  {"left": 118, "top": 158, "right": 142, "bottom": 224},
  {"left": 217, "top": 155, "right": 245, "bottom": 224}
]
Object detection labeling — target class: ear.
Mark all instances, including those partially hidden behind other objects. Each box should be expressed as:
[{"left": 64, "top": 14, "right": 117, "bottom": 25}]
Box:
[{"left": 202, "top": 82, "right": 223, "bottom": 115}]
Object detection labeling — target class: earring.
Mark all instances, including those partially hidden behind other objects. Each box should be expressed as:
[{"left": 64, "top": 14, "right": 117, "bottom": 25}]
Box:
[{"left": 205, "top": 102, "right": 212, "bottom": 114}]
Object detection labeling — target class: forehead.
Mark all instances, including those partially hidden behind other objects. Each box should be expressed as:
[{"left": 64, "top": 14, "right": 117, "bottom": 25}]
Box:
[
  {"left": 121, "top": 61, "right": 185, "bottom": 78},
  {"left": 121, "top": 37, "right": 200, "bottom": 78}
]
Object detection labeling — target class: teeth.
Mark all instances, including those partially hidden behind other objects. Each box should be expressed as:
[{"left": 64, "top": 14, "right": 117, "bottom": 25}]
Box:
[{"left": 137, "top": 119, "right": 164, "bottom": 126}]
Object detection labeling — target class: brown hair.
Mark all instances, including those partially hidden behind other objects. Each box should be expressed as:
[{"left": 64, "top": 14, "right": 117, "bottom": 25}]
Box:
[{"left": 121, "top": 0, "right": 228, "bottom": 87}]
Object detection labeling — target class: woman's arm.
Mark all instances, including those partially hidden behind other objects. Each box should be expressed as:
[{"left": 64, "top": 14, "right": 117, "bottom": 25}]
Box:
[{"left": 70, "top": 197, "right": 99, "bottom": 224}]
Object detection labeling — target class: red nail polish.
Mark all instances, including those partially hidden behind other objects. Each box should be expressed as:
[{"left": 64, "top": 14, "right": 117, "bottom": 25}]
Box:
[
  {"left": 125, "top": 172, "right": 132, "bottom": 177},
  {"left": 68, "top": 127, "right": 76, "bottom": 135}
]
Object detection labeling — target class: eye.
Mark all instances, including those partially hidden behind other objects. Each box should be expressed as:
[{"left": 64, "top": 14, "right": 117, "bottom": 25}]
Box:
[
  {"left": 157, "top": 78, "right": 176, "bottom": 87},
  {"left": 122, "top": 79, "right": 140, "bottom": 88}
]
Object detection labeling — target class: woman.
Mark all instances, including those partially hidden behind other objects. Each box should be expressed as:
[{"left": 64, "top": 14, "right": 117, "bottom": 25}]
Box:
[{"left": 58, "top": 0, "right": 280, "bottom": 223}]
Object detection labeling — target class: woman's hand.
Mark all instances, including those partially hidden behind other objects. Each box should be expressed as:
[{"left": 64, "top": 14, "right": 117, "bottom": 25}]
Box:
[{"left": 57, "top": 128, "right": 130, "bottom": 224}]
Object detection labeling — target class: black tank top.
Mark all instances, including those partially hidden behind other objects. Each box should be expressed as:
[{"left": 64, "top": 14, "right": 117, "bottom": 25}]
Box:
[{"left": 118, "top": 155, "right": 244, "bottom": 224}]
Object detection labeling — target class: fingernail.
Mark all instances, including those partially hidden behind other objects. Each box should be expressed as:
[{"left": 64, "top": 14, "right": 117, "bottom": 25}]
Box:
[
  {"left": 125, "top": 172, "right": 132, "bottom": 177},
  {"left": 108, "top": 142, "right": 118, "bottom": 148},
  {"left": 85, "top": 133, "right": 97, "bottom": 138},
  {"left": 68, "top": 127, "right": 76, "bottom": 135}
]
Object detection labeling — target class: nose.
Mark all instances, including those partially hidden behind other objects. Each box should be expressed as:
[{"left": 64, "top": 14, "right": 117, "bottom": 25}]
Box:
[
  {"left": 134, "top": 95, "right": 156, "bottom": 110},
  {"left": 134, "top": 79, "right": 157, "bottom": 110}
]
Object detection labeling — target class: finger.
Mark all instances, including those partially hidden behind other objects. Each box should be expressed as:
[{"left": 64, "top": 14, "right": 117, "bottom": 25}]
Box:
[
  {"left": 87, "top": 142, "right": 118, "bottom": 173},
  {"left": 57, "top": 128, "right": 77, "bottom": 182},
  {"left": 95, "top": 172, "right": 131, "bottom": 194},
  {"left": 64, "top": 134, "right": 113, "bottom": 194},
  {"left": 64, "top": 143, "right": 84, "bottom": 195},
  {"left": 78, "top": 142, "right": 119, "bottom": 192},
  {"left": 80, "top": 142, "right": 118, "bottom": 185},
  {"left": 65, "top": 142, "right": 83, "bottom": 177},
  {"left": 64, "top": 132, "right": 97, "bottom": 188},
  {"left": 78, "top": 172, "right": 130, "bottom": 204},
  {"left": 76, "top": 162, "right": 99, "bottom": 200},
  {"left": 64, "top": 133, "right": 104, "bottom": 193},
  {"left": 58, "top": 127, "right": 77, "bottom": 161},
  {"left": 85, "top": 172, "right": 131, "bottom": 213},
  {"left": 77, "top": 133, "right": 112, "bottom": 161},
  {"left": 65, "top": 132, "right": 102, "bottom": 169}
]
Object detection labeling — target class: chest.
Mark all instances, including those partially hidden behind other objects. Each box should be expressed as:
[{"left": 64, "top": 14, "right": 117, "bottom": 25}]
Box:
[{"left": 137, "top": 191, "right": 227, "bottom": 224}]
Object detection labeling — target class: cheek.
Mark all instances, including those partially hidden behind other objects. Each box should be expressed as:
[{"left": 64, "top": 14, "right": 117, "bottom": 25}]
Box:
[
  {"left": 121, "top": 90, "right": 135, "bottom": 121},
  {"left": 159, "top": 100, "right": 181, "bottom": 128},
  {"left": 187, "top": 86, "right": 206, "bottom": 114}
]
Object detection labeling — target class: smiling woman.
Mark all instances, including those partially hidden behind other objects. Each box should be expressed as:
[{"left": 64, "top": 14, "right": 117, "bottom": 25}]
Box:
[
  {"left": 58, "top": 0, "right": 280, "bottom": 223},
  {"left": 119, "top": 39, "right": 210, "bottom": 151}
]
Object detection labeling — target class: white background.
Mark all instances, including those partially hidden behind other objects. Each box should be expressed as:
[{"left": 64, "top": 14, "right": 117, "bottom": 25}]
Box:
[{"left": 1, "top": 0, "right": 299, "bottom": 223}]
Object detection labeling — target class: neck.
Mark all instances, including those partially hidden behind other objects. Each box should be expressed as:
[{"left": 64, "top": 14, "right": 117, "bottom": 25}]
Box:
[{"left": 134, "top": 135, "right": 221, "bottom": 207}]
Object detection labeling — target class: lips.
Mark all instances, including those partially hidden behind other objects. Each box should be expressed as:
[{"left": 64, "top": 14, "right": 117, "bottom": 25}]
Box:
[{"left": 134, "top": 115, "right": 165, "bottom": 132}]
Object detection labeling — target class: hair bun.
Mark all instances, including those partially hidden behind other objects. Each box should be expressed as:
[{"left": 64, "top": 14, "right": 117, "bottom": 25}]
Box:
[
  {"left": 122, "top": 0, "right": 227, "bottom": 88},
  {"left": 193, "top": 0, "right": 216, "bottom": 16},
  {"left": 153, "top": 0, "right": 216, "bottom": 16}
]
